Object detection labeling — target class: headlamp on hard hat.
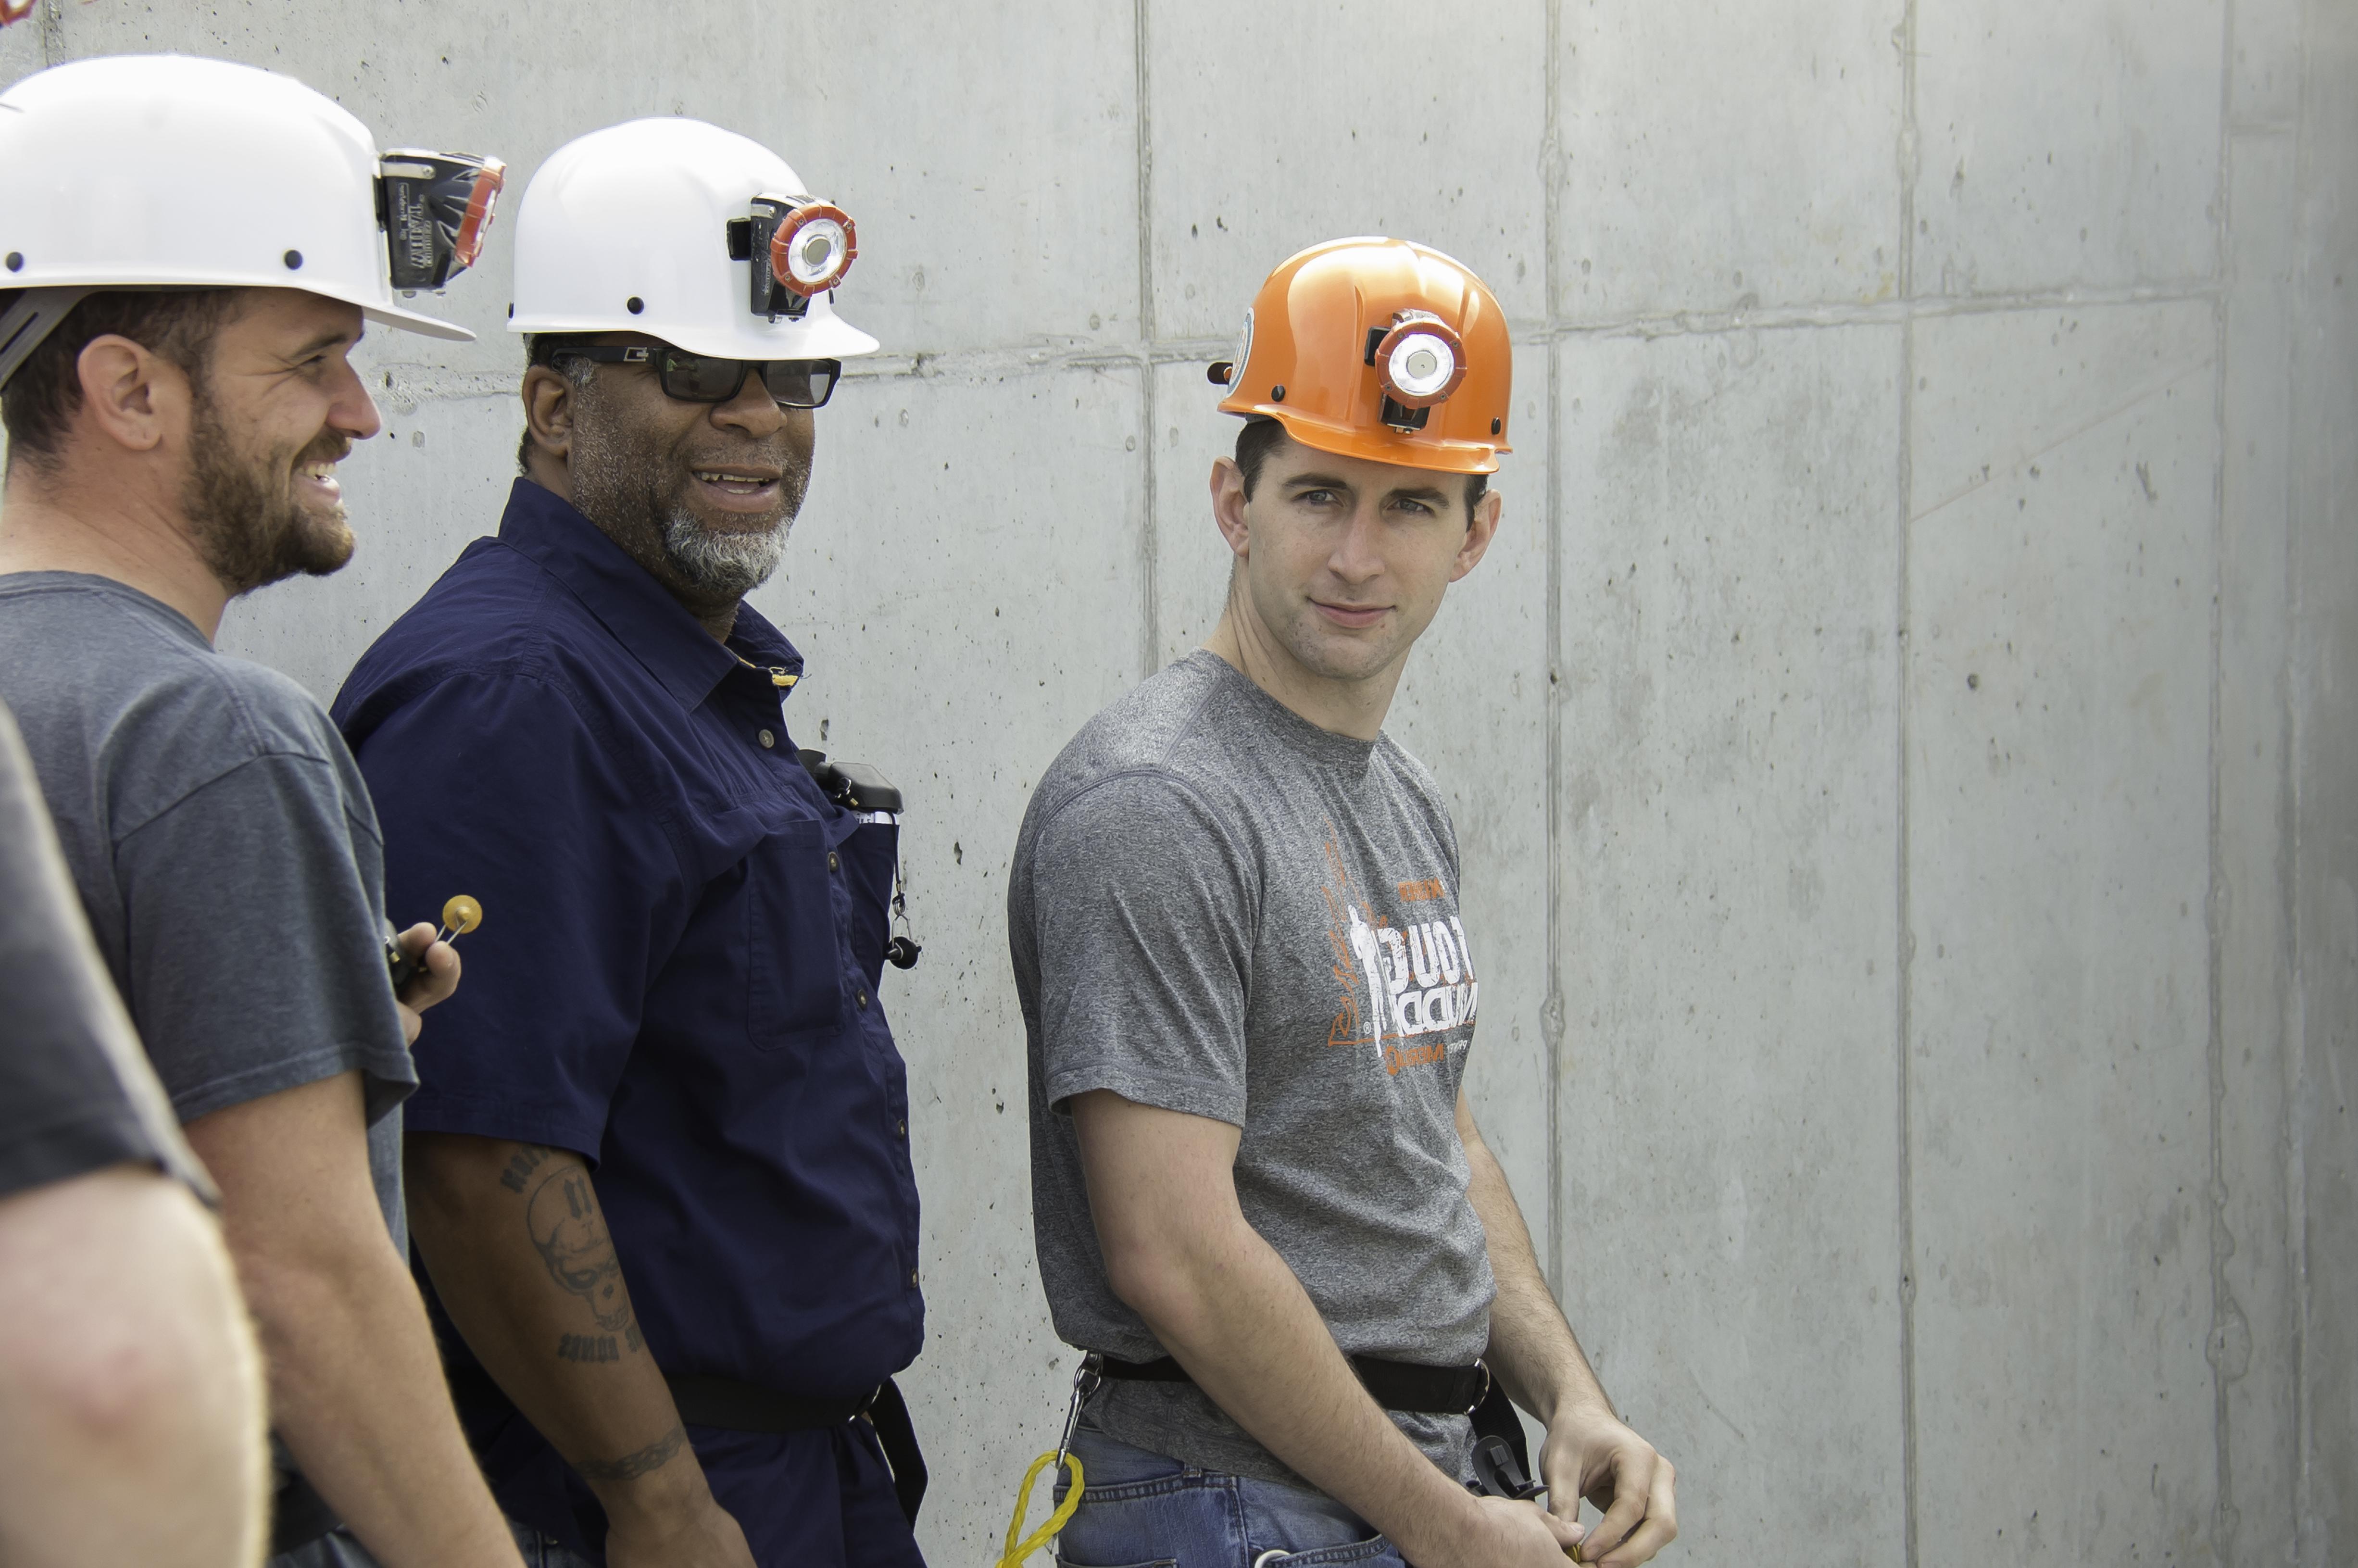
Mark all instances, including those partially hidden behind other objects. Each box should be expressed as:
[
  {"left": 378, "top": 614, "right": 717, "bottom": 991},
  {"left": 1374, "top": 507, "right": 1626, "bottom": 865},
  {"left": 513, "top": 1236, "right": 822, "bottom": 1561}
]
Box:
[
  {"left": 378, "top": 150, "right": 506, "bottom": 292},
  {"left": 1367, "top": 310, "right": 1466, "bottom": 432},
  {"left": 730, "top": 194, "right": 858, "bottom": 322}
]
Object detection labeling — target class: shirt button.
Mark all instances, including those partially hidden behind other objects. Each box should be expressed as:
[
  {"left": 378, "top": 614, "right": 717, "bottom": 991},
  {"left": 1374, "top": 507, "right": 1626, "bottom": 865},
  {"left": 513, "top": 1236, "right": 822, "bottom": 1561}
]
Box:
[
  {"left": 895, "top": 1119, "right": 906, "bottom": 1138},
  {"left": 757, "top": 728, "right": 775, "bottom": 749},
  {"left": 828, "top": 851, "right": 840, "bottom": 872},
  {"left": 909, "top": 1270, "right": 919, "bottom": 1287},
  {"left": 856, "top": 990, "right": 870, "bottom": 1010}
]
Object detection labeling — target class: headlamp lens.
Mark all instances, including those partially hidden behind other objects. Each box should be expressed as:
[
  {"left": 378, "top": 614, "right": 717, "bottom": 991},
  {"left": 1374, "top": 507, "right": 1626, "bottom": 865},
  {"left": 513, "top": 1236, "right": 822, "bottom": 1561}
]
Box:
[
  {"left": 380, "top": 150, "right": 506, "bottom": 291},
  {"left": 1388, "top": 334, "right": 1454, "bottom": 397},
  {"left": 1374, "top": 313, "right": 1468, "bottom": 410},
  {"left": 770, "top": 202, "right": 858, "bottom": 297}
]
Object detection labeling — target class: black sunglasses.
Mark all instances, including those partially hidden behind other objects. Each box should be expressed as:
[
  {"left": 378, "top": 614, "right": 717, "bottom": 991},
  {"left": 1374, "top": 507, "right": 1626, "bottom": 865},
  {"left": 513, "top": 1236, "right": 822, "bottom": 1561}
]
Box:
[{"left": 543, "top": 342, "right": 840, "bottom": 409}]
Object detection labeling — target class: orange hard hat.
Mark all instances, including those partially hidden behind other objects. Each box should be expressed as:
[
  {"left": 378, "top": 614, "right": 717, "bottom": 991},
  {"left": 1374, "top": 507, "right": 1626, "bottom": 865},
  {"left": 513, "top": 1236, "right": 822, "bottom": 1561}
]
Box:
[{"left": 1211, "top": 237, "right": 1511, "bottom": 475}]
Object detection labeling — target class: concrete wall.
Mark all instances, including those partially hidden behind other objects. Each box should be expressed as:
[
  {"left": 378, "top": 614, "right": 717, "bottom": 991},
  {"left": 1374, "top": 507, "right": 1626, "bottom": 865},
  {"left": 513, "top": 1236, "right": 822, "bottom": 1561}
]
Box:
[{"left": 3, "top": 1, "right": 2349, "bottom": 1562}]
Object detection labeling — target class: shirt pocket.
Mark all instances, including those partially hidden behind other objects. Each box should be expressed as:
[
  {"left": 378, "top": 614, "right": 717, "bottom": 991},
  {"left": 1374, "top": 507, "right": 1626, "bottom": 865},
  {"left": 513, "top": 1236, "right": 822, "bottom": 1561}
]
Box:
[{"left": 744, "top": 821, "right": 846, "bottom": 1050}]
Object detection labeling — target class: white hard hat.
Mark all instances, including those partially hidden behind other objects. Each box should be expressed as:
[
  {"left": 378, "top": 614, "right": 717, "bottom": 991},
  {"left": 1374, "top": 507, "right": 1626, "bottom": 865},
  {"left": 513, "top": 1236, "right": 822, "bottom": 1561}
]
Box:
[
  {"left": 0, "top": 56, "right": 504, "bottom": 379},
  {"left": 509, "top": 117, "right": 878, "bottom": 362}
]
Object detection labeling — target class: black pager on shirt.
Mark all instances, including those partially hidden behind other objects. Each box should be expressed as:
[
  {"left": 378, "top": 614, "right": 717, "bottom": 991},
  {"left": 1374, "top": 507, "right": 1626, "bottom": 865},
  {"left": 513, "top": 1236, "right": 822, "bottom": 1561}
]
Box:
[{"left": 800, "top": 750, "right": 902, "bottom": 815}]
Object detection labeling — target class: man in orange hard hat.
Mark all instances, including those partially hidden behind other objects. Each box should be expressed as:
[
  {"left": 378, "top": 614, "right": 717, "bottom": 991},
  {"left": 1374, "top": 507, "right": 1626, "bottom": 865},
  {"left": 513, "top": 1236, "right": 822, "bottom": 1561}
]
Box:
[{"left": 1009, "top": 238, "right": 1680, "bottom": 1568}]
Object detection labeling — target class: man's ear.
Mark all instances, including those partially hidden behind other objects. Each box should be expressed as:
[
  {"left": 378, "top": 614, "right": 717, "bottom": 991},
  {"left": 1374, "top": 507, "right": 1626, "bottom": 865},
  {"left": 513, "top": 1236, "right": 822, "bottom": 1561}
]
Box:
[
  {"left": 1210, "top": 455, "right": 1252, "bottom": 562},
  {"left": 521, "top": 364, "right": 577, "bottom": 467},
  {"left": 1449, "top": 486, "right": 1503, "bottom": 583},
  {"left": 75, "top": 335, "right": 186, "bottom": 455}
]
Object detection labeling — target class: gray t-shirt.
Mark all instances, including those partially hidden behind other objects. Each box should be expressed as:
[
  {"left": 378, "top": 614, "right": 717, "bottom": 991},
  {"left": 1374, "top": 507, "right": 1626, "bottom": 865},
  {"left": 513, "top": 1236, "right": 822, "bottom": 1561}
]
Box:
[
  {"left": 0, "top": 700, "right": 210, "bottom": 1203},
  {"left": 0, "top": 573, "right": 414, "bottom": 1243},
  {"left": 1011, "top": 649, "right": 1494, "bottom": 1490}
]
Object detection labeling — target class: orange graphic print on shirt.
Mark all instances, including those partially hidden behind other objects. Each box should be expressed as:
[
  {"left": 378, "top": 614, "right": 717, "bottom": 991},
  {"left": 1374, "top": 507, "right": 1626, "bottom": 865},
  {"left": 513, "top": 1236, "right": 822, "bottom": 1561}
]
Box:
[{"left": 1317, "top": 824, "right": 1479, "bottom": 1076}]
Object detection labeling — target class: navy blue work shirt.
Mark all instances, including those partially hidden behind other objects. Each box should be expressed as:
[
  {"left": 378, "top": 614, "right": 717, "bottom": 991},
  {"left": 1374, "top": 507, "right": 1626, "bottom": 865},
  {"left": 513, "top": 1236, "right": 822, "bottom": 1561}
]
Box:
[{"left": 333, "top": 479, "right": 923, "bottom": 1563}]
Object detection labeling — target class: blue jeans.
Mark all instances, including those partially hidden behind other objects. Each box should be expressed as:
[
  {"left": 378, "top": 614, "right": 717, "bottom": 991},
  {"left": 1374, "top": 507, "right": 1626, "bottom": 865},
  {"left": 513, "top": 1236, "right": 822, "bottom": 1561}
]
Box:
[{"left": 1053, "top": 1422, "right": 1407, "bottom": 1568}]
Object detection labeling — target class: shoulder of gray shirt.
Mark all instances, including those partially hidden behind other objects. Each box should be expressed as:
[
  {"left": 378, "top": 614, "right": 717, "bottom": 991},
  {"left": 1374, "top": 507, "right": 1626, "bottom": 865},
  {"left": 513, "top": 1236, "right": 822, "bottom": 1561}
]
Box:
[
  {"left": 0, "top": 578, "right": 375, "bottom": 843},
  {"left": 1023, "top": 651, "right": 1456, "bottom": 864}
]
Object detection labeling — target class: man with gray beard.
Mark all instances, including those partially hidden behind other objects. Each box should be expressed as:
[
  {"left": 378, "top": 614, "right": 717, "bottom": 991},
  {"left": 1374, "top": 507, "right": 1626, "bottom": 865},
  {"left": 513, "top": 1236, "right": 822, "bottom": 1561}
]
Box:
[{"left": 331, "top": 120, "right": 927, "bottom": 1568}]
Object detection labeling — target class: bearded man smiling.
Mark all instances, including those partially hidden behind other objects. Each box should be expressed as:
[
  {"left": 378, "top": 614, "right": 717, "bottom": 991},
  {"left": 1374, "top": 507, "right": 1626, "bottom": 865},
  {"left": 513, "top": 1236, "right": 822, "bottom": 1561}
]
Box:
[{"left": 0, "top": 53, "right": 518, "bottom": 1568}]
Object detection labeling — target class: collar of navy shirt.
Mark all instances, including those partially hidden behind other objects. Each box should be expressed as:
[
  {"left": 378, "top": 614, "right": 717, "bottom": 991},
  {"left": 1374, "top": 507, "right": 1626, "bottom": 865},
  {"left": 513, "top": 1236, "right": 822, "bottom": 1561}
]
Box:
[{"left": 495, "top": 477, "right": 805, "bottom": 711}]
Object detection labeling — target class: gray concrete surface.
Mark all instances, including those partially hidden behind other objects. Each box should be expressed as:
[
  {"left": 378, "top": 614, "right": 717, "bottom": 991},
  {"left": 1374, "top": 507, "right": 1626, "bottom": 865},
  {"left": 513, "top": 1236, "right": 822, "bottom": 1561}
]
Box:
[{"left": 2, "top": 1, "right": 2350, "bottom": 1562}]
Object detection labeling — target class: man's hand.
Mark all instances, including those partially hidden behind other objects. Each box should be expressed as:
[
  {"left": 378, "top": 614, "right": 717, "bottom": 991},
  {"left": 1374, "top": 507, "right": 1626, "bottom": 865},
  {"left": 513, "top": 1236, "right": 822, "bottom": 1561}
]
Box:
[
  {"left": 391, "top": 922, "right": 460, "bottom": 1045},
  {"left": 1540, "top": 1405, "right": 1677, "bottom": 1567},
  {"left": 1435, "top": 1496, "right": 1586, "bottom": 1568}
]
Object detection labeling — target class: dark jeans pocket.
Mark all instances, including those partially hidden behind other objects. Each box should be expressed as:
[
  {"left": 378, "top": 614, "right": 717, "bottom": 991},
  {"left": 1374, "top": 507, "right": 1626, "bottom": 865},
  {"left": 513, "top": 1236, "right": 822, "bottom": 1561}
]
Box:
[
  {"left": 744, "top": 822, "right": 846, "bottom": 1046},
  {"left": 1055, "top": 1473, "right": 1242, "bottom": 1568}
]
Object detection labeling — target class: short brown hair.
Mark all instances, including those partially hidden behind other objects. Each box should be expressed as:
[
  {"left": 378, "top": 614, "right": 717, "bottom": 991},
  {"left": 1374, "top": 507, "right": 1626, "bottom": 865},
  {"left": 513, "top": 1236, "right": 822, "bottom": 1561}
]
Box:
[
  {"left": 1232, "top": 415, "right": 1488, "bottom": 522},
  {"left": 1, "top": 289, "right": 240, "bottom": 468}
]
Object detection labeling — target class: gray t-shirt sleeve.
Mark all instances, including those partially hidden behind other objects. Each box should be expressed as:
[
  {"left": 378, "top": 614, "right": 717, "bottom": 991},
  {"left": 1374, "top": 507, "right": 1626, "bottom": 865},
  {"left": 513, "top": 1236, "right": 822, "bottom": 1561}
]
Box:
[
  {"left": 115, "top": 751, "right": 414, "bottom": 1128},
  {"left": 0, "top": 707, "right": 210, "bottom": 1202},
  {"left": 1029, "top": 771, "right": 1258, "bottom": 1126}
]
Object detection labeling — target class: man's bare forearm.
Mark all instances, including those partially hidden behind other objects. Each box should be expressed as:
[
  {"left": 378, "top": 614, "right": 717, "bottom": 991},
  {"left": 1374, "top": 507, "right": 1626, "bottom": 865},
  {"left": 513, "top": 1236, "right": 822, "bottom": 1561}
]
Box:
[
  {"left": 404, "top": 1134, "right": 720, "bottom": 1527},
  {"left": 1457, "top": 1094, "right": 1613, "bottom": 1425},
  {"left": 1072, "top": 1091, "right": 1495, "bottom": 1567},
  {"left": 186, "top": 1075, "right": 518, "bottom": 1568},
  {"left": 1128, "top": 1210, "right": 1493, "bottom": 1561}
]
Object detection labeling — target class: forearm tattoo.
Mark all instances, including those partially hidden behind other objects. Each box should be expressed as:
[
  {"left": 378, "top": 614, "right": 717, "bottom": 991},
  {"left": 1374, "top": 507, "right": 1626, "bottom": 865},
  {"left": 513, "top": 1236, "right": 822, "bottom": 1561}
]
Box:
[
  {"left": 517, "top": 1151, "right": 644, "bottom": 1351},
  {"left": 498, "top": 1145, "right": 551, "bottom": 1193},
  {"left": 572, "top": 1423, "right": 688, "bottom": 1483}
]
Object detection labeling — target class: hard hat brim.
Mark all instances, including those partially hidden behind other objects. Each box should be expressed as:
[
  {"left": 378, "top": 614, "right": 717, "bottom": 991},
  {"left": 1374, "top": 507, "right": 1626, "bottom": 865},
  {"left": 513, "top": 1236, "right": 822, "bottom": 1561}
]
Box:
[
  {"left": 361, "top": 297, "right": 475, "bottom": 342},
  {"left": 506, "top": 310, "right": 878, "bottom": 362},
  {"left": 1229, "top": 403, "right": 1508, "bottom": 476},
  {"left": 0, "top": 270, "right": 477, "bottom": 343}
]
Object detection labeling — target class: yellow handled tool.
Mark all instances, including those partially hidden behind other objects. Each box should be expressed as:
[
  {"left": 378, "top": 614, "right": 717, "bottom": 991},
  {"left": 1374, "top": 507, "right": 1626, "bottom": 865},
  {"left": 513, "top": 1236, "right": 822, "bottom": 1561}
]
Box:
[{"left": 997, "top": 1355, "right": 1101, "bottom": 1568}]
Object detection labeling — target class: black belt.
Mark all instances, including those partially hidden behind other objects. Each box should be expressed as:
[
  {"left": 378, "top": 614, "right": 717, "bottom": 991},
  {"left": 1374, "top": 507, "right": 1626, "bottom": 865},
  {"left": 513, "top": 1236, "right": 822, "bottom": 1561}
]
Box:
[
  {"left": 669, "top": 1373, "right": 928, "bottom": 1525},
  {"left": 1094, "top": 1353, "right": 1543, "bottom": 1502},
  {"left": 664, "top": 1372, "right": 875, "bottom": 1430},
  {"left": 1096, "top": 1353, "right": 1491, "bottom": 1415},
  {"left": 443, "top": 1364, "right": 929, "bottom": 1524}
]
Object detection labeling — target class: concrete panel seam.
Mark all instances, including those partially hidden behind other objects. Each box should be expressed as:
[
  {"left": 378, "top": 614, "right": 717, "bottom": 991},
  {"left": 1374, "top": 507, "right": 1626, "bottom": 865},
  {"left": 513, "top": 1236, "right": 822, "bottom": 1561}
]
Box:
[
  {"left": 2207, "top": 6, "right": 2242, "bottom": 1561},
  {"left": 1131, "top": 0, "right": 1159, "bottom": 679},
  {"left": 2283, "top": 4, "right": 2314, "bottom": 1550},
  {"left": 1894, "top": 3, "right": 1923, "bottom": 1565},
  {"left": 1541, "top": 0, "right": 1567, "bottom": 1305},
  {"left": 1548, "top": 284, "right": 2225, "bottom": 342}
]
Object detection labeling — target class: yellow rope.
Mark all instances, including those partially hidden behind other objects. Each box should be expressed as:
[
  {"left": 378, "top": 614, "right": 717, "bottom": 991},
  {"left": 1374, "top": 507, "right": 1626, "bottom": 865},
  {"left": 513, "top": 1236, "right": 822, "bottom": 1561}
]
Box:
[{"left": 997, "top": 1450, "right": 1085, "bottom": 1568}]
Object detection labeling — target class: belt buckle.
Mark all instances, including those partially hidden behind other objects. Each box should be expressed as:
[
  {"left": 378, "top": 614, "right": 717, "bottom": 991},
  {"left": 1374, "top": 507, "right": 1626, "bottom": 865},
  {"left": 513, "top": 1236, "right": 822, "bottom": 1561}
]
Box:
[{"left": 1466, "top": 1359, "right": 1493, "bottom": 1416}]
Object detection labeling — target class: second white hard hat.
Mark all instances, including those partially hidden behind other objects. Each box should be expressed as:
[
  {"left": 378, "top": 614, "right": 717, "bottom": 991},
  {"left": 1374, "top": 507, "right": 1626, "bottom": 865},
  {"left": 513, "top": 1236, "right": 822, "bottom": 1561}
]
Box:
[
  {"left": 0, "top": 54, "right": 497, "bottom": 343},
  {"left": 508, "top": 117, "right": 878, "bottom": 362}
]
